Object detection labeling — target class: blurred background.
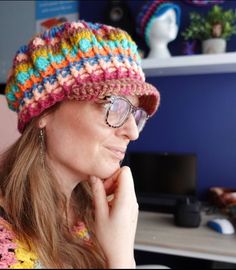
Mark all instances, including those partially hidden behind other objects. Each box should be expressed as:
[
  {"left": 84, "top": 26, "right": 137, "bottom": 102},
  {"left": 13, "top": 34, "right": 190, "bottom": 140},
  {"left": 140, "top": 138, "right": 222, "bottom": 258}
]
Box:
[{"left": 1, "top": 0, "right": 236, "bottom": 202}]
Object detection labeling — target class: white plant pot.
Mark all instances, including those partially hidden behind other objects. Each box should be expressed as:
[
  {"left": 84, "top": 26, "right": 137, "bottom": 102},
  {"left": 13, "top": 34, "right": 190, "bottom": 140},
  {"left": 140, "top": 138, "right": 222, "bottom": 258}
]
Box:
[{"left": 202, "top": 38, "right": 226, "bottom": 54}]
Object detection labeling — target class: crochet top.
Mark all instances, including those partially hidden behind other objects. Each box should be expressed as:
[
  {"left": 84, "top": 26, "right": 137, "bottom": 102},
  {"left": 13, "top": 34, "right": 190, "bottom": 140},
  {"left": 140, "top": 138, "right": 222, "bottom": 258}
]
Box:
[{"left": 0, "top": 215, "right": 90, "bottom": 268}]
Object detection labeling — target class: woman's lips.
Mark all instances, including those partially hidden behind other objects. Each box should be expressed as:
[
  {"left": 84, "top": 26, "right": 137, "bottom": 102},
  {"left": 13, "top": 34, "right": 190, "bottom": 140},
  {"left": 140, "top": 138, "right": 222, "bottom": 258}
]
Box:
[{"left": 106, "top": 146, "right": 126, "bottom": 160}]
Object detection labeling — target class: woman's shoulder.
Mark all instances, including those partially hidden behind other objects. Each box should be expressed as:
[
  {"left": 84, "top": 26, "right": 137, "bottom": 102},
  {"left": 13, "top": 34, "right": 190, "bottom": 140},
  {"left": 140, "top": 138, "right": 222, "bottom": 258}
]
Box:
[
  {"left": 0, "top": 216, "right": 19, "bottom": 268},
  {"left": 0, "top": 215, "right": 40, "bottom": 268}
]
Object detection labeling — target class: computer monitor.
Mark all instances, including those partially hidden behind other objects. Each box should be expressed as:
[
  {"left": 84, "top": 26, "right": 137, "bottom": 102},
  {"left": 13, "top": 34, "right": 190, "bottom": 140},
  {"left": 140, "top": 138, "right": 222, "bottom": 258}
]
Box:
[{"left": 125, "top": 152, "right": 197, "bottom": 213}]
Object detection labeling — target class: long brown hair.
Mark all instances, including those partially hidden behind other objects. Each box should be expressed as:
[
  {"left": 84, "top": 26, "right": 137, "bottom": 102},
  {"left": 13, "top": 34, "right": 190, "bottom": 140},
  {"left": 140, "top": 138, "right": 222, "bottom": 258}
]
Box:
[{"left": 0, "top": 105, "right": 107, "bottom": 268}]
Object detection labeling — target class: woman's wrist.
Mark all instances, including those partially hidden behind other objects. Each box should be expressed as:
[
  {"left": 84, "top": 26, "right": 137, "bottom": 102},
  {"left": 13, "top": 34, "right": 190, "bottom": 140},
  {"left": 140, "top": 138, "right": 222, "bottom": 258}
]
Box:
[{"left": 108, "top": 256, "right": 136, "bottom": 269}]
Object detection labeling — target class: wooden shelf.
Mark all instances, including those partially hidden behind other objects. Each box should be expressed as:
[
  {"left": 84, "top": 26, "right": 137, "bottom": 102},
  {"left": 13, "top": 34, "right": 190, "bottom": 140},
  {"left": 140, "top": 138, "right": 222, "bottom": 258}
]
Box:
[{"left": 141, "top": 52, "right": 236, "bottom": 77}]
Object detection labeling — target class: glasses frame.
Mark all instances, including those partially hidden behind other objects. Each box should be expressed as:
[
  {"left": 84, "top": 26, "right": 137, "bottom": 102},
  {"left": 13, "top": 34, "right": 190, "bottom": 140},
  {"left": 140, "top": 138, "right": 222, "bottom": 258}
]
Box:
[{"left": 104, "top": 95, "right": 149, "bottom": 132}]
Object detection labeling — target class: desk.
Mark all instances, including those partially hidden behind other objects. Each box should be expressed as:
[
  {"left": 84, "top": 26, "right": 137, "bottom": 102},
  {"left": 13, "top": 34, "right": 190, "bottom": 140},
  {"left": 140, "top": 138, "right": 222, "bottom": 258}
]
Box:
[{"left": 135, "top": 211, "right": 236, "bottom": 264}]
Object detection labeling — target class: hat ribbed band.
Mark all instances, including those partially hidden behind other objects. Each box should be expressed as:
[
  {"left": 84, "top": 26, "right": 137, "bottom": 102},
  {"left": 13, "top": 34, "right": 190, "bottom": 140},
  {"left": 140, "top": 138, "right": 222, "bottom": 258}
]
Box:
[{"left": 18, "top": 77, "right": 160, "bottom": 133}]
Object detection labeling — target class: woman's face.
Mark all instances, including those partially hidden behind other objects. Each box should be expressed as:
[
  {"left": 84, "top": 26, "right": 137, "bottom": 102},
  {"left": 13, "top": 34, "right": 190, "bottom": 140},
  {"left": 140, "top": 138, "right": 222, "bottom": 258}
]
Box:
[{"left": 43, "top": 96, "right": 140, "bottom": 183}]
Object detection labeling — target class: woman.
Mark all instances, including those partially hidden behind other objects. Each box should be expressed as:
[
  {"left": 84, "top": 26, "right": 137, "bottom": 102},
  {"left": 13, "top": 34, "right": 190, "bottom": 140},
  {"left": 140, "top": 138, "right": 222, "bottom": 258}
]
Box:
[{"left": 0, "top": 20, "right": 160, "bottom": 268}]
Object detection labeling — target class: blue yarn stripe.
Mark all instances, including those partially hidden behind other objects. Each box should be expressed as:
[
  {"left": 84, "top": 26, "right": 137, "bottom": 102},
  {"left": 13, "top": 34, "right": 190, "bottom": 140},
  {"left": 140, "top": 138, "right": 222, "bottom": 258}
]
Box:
[{"left": 20, "top": 54, "right": 139, "bottom": 105}]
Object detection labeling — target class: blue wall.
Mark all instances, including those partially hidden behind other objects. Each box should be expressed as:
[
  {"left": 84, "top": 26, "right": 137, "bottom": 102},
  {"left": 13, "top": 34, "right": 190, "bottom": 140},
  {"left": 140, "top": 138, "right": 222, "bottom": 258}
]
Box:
[{"left": 80, "top": 0, "right": 236, "bottom": 200}]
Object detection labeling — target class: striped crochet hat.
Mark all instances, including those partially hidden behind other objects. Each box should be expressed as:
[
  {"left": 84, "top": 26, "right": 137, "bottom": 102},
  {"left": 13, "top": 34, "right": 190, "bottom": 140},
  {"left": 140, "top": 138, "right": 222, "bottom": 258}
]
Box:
[
  {"left": 137, "top": 0, "right": 181, "bottom": 47},
  {"left": 5, "top": 20, "right": 160, "bottom": 133}
]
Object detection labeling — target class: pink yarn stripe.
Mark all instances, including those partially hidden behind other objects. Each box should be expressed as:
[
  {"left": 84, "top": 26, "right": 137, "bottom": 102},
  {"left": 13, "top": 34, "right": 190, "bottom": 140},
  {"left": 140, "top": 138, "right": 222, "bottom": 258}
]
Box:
[
  {"left": 19, "top": 69, "right": 144, "bottom": 111},
  {"left": 18, "top": 78, "right": 160, "bottom": 133}
]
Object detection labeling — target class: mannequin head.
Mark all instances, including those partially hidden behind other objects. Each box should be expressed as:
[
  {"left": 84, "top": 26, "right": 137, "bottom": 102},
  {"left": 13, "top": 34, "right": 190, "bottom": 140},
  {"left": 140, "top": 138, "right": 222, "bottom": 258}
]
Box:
[
  {"left": 148, "top": 8, "right": 178, "bottom": 45},
  {"left": 137, "top": 1, "right": 181, "bottom": 58}
]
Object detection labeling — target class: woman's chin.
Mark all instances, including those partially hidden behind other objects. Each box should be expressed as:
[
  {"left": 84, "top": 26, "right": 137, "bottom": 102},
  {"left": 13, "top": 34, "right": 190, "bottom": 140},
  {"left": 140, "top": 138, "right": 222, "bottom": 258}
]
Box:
[{"left": 98, "top": 163, "right": 121, "bottom": 180}]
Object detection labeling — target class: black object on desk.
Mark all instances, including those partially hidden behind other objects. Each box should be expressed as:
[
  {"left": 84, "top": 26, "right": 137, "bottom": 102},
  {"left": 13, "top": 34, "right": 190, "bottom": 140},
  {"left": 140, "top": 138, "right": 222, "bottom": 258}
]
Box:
[{"left": 174, "top": 197, "right": 202, "bottom": 228}]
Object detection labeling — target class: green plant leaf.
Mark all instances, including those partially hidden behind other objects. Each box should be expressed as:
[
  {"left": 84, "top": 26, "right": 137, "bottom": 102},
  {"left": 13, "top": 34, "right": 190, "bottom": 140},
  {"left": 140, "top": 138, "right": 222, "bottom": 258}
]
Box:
[{"left": 181, "top": 5, "right": 236, "bottom": 41}]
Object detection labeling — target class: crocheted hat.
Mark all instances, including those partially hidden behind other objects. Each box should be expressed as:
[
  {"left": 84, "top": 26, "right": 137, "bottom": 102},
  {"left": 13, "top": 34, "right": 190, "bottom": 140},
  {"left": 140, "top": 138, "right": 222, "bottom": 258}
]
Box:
[
  {"left": 137, "top": 0, "right": 181, "bottom": 47},
  {"left": 5, "top": 20, "right": 160, "bottom": 133}
]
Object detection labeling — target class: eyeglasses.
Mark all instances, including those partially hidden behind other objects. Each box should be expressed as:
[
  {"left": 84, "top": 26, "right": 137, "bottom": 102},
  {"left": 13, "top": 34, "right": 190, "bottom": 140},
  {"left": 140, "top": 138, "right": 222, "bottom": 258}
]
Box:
[{"left": 103, "top": 96, "right": 149, "bottom": 133}]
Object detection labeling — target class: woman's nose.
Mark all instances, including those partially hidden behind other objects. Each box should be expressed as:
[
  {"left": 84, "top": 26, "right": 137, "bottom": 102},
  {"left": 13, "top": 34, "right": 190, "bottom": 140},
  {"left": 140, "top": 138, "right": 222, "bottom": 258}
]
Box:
[{"left": 119, "top": 114, "right": 139, "bottom": 141}]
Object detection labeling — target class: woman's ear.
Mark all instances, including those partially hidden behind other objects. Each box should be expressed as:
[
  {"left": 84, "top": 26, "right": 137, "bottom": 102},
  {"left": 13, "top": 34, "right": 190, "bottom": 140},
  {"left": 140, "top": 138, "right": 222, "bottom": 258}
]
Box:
[
  {"left": 37, "top": 102, "right": 60, "bottom": 129},
  {"left": 38, "top": 114, "right": 51, "bottom": 129},
  {"left": 38, "top": 119, "right": 46, "bottom": 129}
]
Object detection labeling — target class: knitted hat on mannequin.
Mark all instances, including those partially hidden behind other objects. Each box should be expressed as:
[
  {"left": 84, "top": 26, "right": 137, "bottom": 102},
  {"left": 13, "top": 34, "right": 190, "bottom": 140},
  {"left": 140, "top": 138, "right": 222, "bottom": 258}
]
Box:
[
  {"left": 5, "top": 20, "right": 160, "bottom": 133},
  {"left": 137, "top": 0, "right": 181, "bottom": 47}
]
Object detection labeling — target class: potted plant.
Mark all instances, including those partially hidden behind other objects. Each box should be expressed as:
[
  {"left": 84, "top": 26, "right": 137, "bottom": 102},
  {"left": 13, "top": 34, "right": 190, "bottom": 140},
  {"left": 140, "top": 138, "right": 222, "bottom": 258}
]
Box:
[{"left": 182, "top": 5, "right": 236, "bottom": 54}]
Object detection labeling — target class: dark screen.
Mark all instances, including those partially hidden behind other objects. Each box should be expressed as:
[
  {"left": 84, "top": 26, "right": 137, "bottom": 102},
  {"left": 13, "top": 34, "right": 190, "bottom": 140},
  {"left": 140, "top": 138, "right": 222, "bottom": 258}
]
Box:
[{"left": 126, "top": 152, "right": 197, "bottom": 197}]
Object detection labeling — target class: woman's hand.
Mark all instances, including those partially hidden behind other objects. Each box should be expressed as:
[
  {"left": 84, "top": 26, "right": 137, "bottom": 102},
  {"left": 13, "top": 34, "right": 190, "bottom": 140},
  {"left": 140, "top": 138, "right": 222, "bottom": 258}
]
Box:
[{"left": 89, "top": 166, "right": 138, "bottom": 269}]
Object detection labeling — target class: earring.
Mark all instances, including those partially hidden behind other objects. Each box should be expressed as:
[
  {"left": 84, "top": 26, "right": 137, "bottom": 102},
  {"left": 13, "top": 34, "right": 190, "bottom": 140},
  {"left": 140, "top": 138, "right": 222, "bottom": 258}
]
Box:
[{"left": 39, "top": 128, "right": 45, "bottom": 166}]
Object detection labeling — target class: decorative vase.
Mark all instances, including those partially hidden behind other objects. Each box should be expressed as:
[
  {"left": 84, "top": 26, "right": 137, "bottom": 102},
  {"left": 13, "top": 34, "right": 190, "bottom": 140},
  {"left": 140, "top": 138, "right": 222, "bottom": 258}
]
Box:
[{"left": 202, "top": 38, "right": 226, "bottom": 54}]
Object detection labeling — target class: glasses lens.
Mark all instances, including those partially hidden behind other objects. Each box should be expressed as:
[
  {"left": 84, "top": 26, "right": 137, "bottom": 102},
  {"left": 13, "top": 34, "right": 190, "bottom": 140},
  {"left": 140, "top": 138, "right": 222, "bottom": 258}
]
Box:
[
  {"left": 107, "top": 98, "right": 130, "bottom": 127},
  {"left": 133, "top": 109, "right": 148, "bottom": 132}
]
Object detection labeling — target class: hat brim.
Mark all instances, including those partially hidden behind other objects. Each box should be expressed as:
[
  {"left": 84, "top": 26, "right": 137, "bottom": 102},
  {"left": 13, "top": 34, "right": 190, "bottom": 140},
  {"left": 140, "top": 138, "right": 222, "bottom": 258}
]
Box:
[
  {"left": 18, "top": 78, "right": 160, "bottom": 133},
  {"left": 69, "top": 78, "right": 160, "bottom": 116}
]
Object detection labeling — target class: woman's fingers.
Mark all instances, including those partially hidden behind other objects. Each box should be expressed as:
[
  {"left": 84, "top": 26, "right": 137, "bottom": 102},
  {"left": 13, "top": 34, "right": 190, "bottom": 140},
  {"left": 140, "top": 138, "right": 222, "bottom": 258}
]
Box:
[
  {"left": 113, "top": 166, "right": 137, "bottom": 204},
  {"left": 90, "top": 167, "right": 138, "bottom": 268},
  {"left": 89, "top": 176, "right": 109, "bottom": 220},
  {"left": 103, "top": 169, "right": 120, "bottom": 195}
]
